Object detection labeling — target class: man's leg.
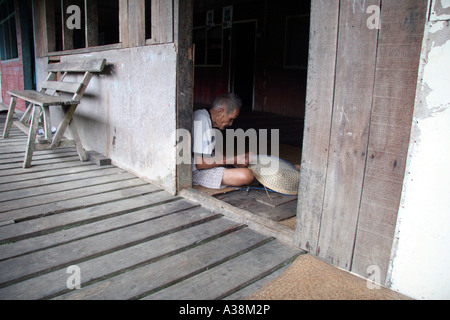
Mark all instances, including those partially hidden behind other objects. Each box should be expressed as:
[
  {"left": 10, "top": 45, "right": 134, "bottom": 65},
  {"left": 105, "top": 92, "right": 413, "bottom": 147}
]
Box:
[{"left": 222, "top": 168, "right": 254, "bottom": 187}]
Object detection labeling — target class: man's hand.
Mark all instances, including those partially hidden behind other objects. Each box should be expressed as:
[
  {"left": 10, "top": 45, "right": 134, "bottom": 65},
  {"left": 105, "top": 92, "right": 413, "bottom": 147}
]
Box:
[{"left": 234, "top": 153, "right": 250, "bottom": 168}]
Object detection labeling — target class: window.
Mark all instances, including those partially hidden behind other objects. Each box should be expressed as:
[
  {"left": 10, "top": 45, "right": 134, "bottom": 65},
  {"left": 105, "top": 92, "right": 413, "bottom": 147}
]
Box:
[
  {"left": 48, "top": 0, "right": 120, "bottom": 52},
  {"left": 194, "top": 26, "right": 223, "bottom": 66},
  {"left": 284, "top": 15, "right": 310, "bottom": 69},
  {"left": 0, "top": 0, "right": 18, "bottom": 61}
]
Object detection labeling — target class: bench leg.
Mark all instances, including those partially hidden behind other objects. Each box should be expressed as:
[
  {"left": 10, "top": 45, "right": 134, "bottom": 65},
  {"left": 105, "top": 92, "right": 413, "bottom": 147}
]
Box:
[
  {"left": 49, "top": 104, "right": 88, "bottom": 162},
  {"left": 24, "top": 105, "right": 41, "bottom": 168},
  {"left": 20, "top": 103, "right": 34, "bottom": 125},
  {"left": 68, "top": 118, "right": 88, "bottom": 161},
  {"left": 50, "top": 104, "right": 77, "bottom": 150},
  {"left": 42, "top": 106, "right": 53, "bottom": 142},
  {"left": 3, "top": 97, "right": 17, "bottom": 138}
]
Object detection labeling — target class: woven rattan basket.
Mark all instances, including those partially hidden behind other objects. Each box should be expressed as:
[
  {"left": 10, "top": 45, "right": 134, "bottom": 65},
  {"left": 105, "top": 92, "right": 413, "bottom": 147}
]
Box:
[{"left": 248, "top": 155, "right": 300, "bottom": 196}]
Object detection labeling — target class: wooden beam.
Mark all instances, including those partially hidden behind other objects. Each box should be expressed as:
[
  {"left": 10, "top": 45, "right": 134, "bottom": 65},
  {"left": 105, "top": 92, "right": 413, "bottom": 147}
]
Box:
[
  {"left": 158, "top": 0, "right": 173, "bottom": 43},
  {"left": 119, "top": 0, "right": 129, "bottom": 47},
  {"left": 46, "top": 59, "right": 105, "bottom": 73},
  {"left": 351, "top": 0, "right": 428, "bottom": 285},
  {"left": 180, "top": 188, "right": 296, "bottom": 247},
  {"left": 294, "top": 0, "right": 340, "bottom": 253},
  {"left": 175, "top": 0, "right": 194, "bottom": 192},
  {"left": 149, "top": 0, "right": 160, "bottom": 44},
  {"left": 147, "top": 0, "right": 174, "bottom": 44},
  {"left": 85, "top": 0, "right": 98, "bottom": 47},
  {"left": 33, "top": 0, "right": 46, "bottom": 57},
  {"left": 62, "top": 0, "right": 74, "bottom": 50},
  {"left": 128, "top": 0, "right": 146, "bottom": 47},
  {"left": 316, "top": 0, "right": 380, "bottom": 271}
]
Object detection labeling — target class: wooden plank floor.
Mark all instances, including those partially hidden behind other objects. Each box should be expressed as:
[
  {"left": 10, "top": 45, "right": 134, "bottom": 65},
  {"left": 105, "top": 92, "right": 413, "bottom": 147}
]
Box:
[{"left": 0, "top": 113, "right": 303, "bottom": 300}]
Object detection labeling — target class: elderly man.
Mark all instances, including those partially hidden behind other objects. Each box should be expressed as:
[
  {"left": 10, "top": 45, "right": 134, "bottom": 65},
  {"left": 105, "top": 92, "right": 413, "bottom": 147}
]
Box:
[{"left": 192, "top": 93, "right": 254, "bottom": 189}]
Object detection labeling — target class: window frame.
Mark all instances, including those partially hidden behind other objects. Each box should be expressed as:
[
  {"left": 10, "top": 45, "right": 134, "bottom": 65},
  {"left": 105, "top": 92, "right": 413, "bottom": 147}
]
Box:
[
  {"left": 37, "top": 0, "right": 173, "bottom": 58},
  {"left": 193, "top": 25, "right": 224, "bottom": 67},
  {"left": 0, "top": 0, "right": 19, "bottom": 62}
]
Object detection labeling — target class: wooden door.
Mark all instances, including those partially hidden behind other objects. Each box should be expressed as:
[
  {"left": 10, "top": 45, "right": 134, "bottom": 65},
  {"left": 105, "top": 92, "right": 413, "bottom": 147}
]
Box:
[{"left": 295, "top": 0, "right": 427, "bottom": 284}]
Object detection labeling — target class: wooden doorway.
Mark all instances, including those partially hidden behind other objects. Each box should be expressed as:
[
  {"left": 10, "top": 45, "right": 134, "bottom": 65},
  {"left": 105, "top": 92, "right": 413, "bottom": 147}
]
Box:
[
  {"left": 180, "top": 0, "right": 427, "bottom": 286},
  {"left": 185, "top": 0, "right": 309, "bottom": 241},
  {"left": 295, "top": 0, "right": 428, "bottom": 285}
]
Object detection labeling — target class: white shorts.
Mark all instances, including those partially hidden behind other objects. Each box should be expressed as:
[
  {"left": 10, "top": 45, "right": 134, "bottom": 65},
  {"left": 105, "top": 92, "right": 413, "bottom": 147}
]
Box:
[{"left": 193, "top": 167, "right": 226, "bottom": 189}]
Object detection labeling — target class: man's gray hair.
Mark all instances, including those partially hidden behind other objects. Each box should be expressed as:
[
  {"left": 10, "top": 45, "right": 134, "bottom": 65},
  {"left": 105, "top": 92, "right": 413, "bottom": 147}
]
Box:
[{"left": 212, "top": 93, "right": 242, "bottom": 113}]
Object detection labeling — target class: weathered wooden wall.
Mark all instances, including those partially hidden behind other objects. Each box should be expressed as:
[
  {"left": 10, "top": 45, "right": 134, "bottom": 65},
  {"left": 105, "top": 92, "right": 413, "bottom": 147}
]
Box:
[{"left": 295, "top": 0, "right": 428, "bottom": 285}]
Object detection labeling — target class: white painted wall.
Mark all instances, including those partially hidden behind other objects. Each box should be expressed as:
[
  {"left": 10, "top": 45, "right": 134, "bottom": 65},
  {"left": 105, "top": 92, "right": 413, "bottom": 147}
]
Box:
[
  {"left": 388, "top": 0, "right": 450, "bottom": 300},
  {"left": 36, "top": 44, "right": 178, "bottom": 194}
]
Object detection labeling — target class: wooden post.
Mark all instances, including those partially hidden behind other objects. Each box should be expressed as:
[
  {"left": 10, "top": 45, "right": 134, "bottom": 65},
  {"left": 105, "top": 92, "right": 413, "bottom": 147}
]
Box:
[
  {"left": 119, "top": 0, "right": 129, "bottom": 47},
  {"left": 62, "top": 0, "right": 74, "bottom": 50},
  {"left": 85, "top": 0, "right": 98, "bottom": 47},
  {"left": 175, "top": 0, "right": 194, "bottom": 192},
  {"left": 316, "top": 0, "right": 381, "bottom": 271},
  {"left": 294, "top": 0, "right": 340, "bottom": 253},
  {"left": 45, "top": 0, "right": 56, "bottom": 53},
  {"left": 128, "top": 0, "right": 146, "bottom": 47}
]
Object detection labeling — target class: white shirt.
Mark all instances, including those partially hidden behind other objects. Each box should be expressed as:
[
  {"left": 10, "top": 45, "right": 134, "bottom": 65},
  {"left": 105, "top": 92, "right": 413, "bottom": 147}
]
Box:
[{"left": 192, "top": 109, "right": 216, "bottom": 171}]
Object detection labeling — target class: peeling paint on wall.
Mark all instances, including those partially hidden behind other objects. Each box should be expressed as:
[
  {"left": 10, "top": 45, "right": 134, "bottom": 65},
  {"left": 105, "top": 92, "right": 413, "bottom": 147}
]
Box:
[
  {"left": 422, "top": 40, "right": 450, "bottom": 111},
  {"left": 389, "top": 16, "right": 450, "bottom": 300},
  {"left": 430, "top": 0, "right": 450, "bottom": 21}
]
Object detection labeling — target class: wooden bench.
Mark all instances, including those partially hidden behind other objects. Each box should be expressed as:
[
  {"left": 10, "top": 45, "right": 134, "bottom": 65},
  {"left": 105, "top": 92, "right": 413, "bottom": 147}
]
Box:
[{"left": 2, "top": 59, "right": 106, "bottom": 168}]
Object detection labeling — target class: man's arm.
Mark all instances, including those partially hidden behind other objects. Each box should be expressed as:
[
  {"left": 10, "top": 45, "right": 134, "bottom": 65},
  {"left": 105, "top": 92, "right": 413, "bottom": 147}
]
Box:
[{"left": 194, "top": 152, "right": 249, "bottom": 170}]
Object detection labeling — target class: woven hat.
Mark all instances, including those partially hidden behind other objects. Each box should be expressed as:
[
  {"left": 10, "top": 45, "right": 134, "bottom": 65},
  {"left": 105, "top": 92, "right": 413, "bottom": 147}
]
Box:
[{"left": 248, "top": 155, "right": 300, "bottom": 196}]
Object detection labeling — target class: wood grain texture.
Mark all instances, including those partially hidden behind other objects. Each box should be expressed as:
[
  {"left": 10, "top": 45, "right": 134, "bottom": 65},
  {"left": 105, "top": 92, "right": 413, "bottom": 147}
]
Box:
[
  {"left": 294, "top": 0, "right": 340, "bottom": 253},
  {"left": 351, "top": 0, "right": 427, "bottom": 284},
  {"left": 317, "top": 0, "right": 380, "bottom": 270}
]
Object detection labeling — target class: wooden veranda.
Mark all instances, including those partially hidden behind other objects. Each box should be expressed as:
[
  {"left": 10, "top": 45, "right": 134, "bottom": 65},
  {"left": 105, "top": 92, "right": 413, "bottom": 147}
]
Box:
[{"left": 0, "top": 112, "right": 302, "bottom": 300}]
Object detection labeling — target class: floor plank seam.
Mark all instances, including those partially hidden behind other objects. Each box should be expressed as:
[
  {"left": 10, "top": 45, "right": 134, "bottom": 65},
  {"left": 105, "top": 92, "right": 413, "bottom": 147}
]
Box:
[
  {"left": 0, "top": 156, "right": 83, "bottom": 171},
  {"left": 0, "top": 153, "right": 80, "bottom": 166},
  {"left": 0, "top": 177, "right": 149, "bottom": 213},
  {"left": 131, "top": 237, "right": 276, "bottom": 300},
  {"left": 0, "top": 168, "right": 126, "bottom": 193},
  {"left": 0, "top": 172, "right": 137, "bottom": 203},
  {"left": 41, "top": 223, "right": 248, "bottom": 300},
  {"left": 0, "top": 213, "right": 225, "bottom": 290},
  {"left": 0, "top": 198, "right": 195, "bottom": 257},
  {"left": 0, "top": 153, "right": 79, "bottom": 165},
  {"left": 7, "top": 187, "right": 164, "bottom": 224},
  {"left": 0, "top": 164, "right": 115, "bottom": 185},
  {"left": 0, "top": 161, "right": 94, "bottom": 178}
]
